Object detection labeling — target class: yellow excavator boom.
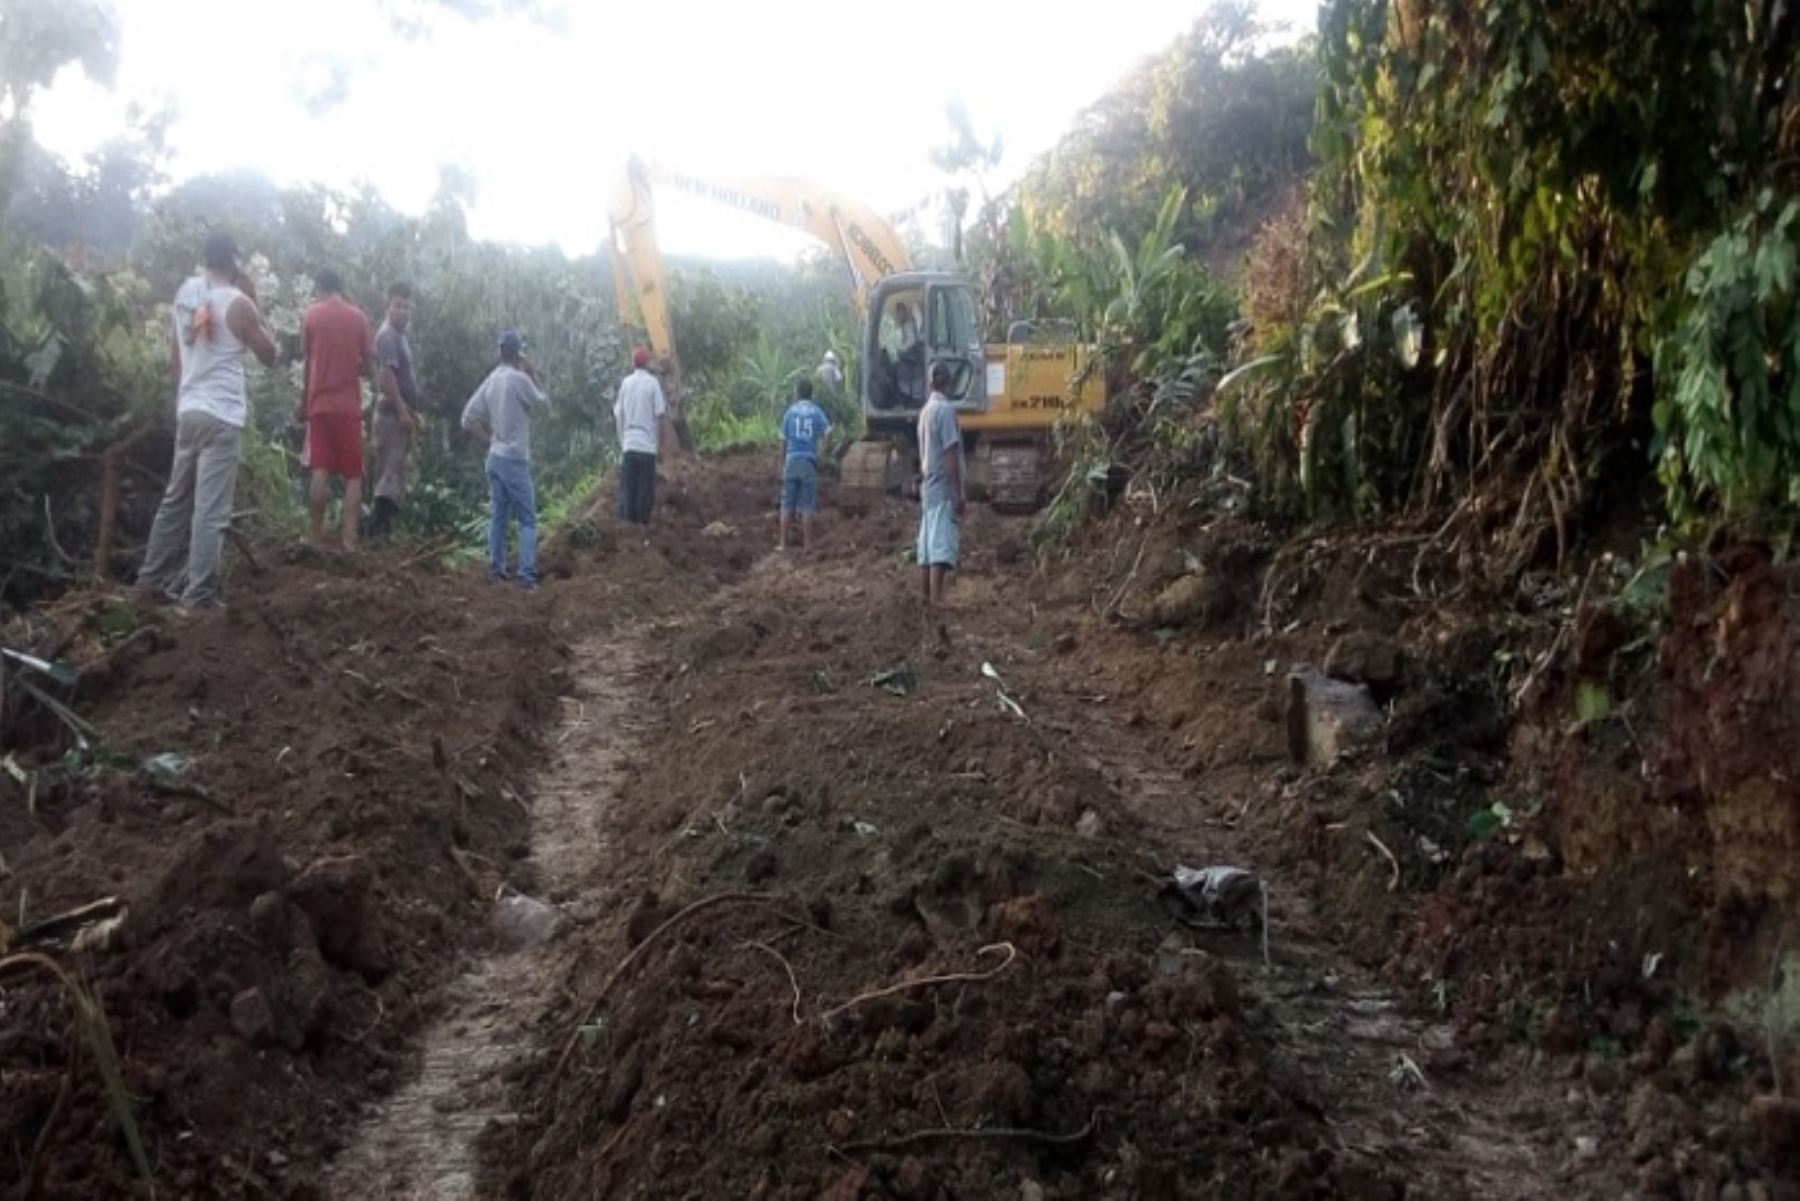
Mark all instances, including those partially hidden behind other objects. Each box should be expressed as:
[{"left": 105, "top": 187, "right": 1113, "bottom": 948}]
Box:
[{"left": 607, "top": 156, "right": 912, "bottom": 373}]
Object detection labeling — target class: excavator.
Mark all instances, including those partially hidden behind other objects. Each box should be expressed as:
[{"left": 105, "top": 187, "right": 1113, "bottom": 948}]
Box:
[{"left": 606, "top": 156, "right": 1106, "bottom": 510}]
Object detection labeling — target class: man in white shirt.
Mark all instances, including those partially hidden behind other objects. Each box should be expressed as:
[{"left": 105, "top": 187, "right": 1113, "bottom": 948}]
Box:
[
  {"left": 136, "top": 231, "right": 278, "bottom": 610},
  {"left": 614, "top": 346, "right": 667, "bottom": 524}
]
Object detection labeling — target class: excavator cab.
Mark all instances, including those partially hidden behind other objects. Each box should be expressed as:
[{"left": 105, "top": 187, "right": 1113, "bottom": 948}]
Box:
[
  {"left": 842, "top": 273, "right": 988, "bottom": 505},
  {"left": 862, "top": 273, "right": 986, "bottom": 418}
]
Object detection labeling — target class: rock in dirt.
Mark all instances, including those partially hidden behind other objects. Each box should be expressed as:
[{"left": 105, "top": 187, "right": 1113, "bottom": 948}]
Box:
[
  {"left": 287, "top": 854, "right": 392, "bottom": 980},
  {"left": 945, "top": 1060, "right": 1033, "bottom": 1125},
  {"left": 626, "top": 893, "right": 670, "bottom": 945},
  {"left": 1537, "top": 1002, "right": 1586, "bottom": 1055},
  {"left": 600, "top": 1049, "right": 645, "bottom": 1122},
  {"left": 822, "top": 1165, "right": 870, "bottom": 1201},
  {"left": 743, "top": 848, "right": 779, "bottom": 884},
  {"left": 988, "top": 894, "right": 1061, "bottom": 957},
  {"left": 490, "top": 893, "right": 564, "bottom": 952},
  {"left": 1285, "top": 667, "right": 1380, "bottom": 767},
  {"left": 1324, "top": 632, "right": 1404, "bottom": 692},
  {"left": 1151, "top": 573, "right": 1231, "bottom": 628},
  {"left": 231, "top": 987, "right": 277, "bottom": 1045},
  {"left": 893, "top": 1157, "right": 931, "bottom": 1199},
  {"left": 1075, "top": 809, "right": 1105, "bottom": 839},
  {"left": 1748, "top": 1095, "right": 1800, "bottom": 1167},
  {"left": 914, "top": 854, "right": 983, "bottom": 939}
]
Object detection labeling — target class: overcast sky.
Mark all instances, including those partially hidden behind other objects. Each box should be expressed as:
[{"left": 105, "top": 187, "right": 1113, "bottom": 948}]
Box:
[{"left": 32, "top": 0, "right": 1317, "bottom": 260}]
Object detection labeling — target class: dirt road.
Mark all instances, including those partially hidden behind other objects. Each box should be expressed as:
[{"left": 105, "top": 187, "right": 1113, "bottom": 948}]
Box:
[
  {"left": 468, "top": 484, "right": 1624, "bottom": 1199},
  {"left": 5, "top": 451, "right": 1790, "bottom": 1199}
]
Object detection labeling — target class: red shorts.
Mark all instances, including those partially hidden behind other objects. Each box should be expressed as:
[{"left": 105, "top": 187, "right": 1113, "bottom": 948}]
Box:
[{"left": 305, "top": 411, "right": 364, "bottom": 479}]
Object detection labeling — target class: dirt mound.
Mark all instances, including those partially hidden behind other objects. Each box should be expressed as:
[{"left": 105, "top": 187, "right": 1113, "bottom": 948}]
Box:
[
  {"left": 482, "top": 536, "right": 1406, "bottom": 1200},
  {"left": 0, "top": 555, "right": 561, "bottom": 1196},
  {"left": 0, "top": 452, "right": 769, "bottom": 1199}
]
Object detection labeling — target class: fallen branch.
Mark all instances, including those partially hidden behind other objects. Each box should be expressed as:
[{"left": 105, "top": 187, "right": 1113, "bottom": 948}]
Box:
[
  {"left": 25, "top": 1057, "right": 74, "bottom": 1196},
  {"left": 42, "top": 496, "right": 74, "bottom": 566},
  {"left": 15, "top": 679, "right": 98, "bottom": 748},
  {"left": 390, "top": 535, "right": 459, "bottom": 573},
  {"left": 819, "top": 942, "right": 1017, "bottom": 1026},
  {"left": 837, "top": 1111, "right": 1096, "bottom": 1154},
  {"left": 1100, "top": 535, "right": 1149, "bottom": 622},
  {"left": 553, "top": 891, "right": 779, "bottom": 1080},
  {"left": 0, "top": 952, "right": 153, "bottom": 1186},
  {"left": 93, "top": 423, "right": 156, "bottom": 581},
  {"left": 13, "top": 897, "right": 124, "bottom": 951},
  {"left": 742, "top": 939, "right": 804, "bottom": 1024},
  {"left": 1364, "top": 830, "right": 1401, "bottom": 893}
]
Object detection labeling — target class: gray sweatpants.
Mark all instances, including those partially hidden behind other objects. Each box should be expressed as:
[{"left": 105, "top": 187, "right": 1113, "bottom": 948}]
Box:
[{"left": 136, "top": 410, "right": 243, "bottom": 607}]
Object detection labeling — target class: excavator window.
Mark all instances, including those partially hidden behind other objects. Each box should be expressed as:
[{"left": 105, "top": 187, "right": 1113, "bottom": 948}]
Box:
[
  {"left": 875, "top": 292, "right": 928, "bottom": 410},
  {"left": 928, "top": 285, "right": 979, "bottom": 355}
]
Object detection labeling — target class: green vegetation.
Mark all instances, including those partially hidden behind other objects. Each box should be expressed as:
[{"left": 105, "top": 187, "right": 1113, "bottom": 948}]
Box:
[
  {"left": 670, "top": 260, "right": 856, "bottom": 452},
  {"left": 986, "top": 0, "right": 1797, "bottom": 568},
  {"left": 1236, "top": 0, "right": 1800, "bottom": 561},
  {"left": 6, "top": 0, "right": 1796, "bottom": 611}
]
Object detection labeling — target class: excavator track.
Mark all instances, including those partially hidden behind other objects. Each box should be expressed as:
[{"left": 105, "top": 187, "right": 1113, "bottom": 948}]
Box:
[
  {"left": 837, "top": 438, "right": 904, "bottom": 514},
  {"left": 981, "top": 438, "right": 1046, "bottom": 512}
]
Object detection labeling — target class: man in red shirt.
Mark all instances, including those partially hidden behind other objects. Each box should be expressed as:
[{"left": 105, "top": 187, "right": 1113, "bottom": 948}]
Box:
[{"left": 299, "top": 268, "right": 375, "bottom": 550}]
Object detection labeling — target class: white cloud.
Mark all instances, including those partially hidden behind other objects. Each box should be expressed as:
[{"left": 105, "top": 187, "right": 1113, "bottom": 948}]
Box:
[{"left": 29, "top": 0, "right": 1319, "bottom": 258}]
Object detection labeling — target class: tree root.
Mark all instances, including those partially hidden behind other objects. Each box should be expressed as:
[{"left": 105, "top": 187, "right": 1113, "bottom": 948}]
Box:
[
  {"left": 742, "top": 939, "right": 803, "bottom": 1025},
  {"left": 553, "top": 891, "right": 780, "bottom": 1081},
  {"left": 819, "top": 942, "right": 1017, "bottom": 1026},
  {"left": 836, "top": 1110, "right": 1097, "bottom": 1154}
]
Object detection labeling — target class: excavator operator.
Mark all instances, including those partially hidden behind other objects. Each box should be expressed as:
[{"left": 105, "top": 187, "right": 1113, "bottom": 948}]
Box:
[{"left": 876, "top": 298, "right": 927, "bottom": 410}]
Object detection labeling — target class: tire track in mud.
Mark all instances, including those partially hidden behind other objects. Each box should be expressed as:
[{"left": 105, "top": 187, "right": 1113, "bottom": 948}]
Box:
[
  {"left": 790, "top": 554, "right": 1567, "bottom": 1197},
  {"left": 997, "top": 608, "right": 1568, "bottom": 1199},
  {"left": 323, "top": 635, "right": 647, "bottom": 1199},
  {"left": 1083, "top": 751, "right": 1561, "bottom": 1199}
]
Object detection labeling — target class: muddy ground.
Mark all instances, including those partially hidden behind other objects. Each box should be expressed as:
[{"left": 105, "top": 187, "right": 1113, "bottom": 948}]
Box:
[{"left": 3, "top": 450, "right": 1796, "bottom": 1199}]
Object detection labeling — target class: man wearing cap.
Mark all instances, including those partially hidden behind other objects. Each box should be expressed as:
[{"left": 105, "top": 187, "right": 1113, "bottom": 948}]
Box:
[
  {"left": 817, "top": 349, "right": 843, "bottom": 398},
  {"left": 614, "top": 346, "right": 667, "bottom": 525},
  {"left": 136, "top": 231, "right": 278, "bottom": 610},
  {"left": 461, "top": 331, "right": 550, "bottom": 590},
  {"left": 299, "top": 267, "right": 374, "bottom": 551}
]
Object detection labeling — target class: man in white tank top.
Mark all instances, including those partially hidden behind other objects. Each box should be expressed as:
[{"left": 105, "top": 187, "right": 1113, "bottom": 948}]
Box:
[{"left": 136, "top": 231, "right": 278, "bottom": 609}]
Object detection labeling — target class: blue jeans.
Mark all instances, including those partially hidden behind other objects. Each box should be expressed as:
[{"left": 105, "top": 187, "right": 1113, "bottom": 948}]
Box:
[
  {"left": 486, "top": 453, "right": 537, "bottom": 585},
  {"left": 781, "top": 457, "right": 819, "bottom": 513}
]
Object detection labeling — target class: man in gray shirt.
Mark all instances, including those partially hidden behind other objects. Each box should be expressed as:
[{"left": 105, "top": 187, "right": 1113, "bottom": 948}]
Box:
[
  {"left": 915, "top": 360, "right": 965, "bottom": 608},
  {"left": 461, "top": 330, "right": 549, "bottom": 590},
  {"left": 370, "top": 282, "right": 419, "bottom": 541}
]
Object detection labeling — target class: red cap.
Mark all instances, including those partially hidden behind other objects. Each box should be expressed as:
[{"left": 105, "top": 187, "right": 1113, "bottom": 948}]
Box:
[{"left": 632, "top": 346, "right": 650, "bottom": 369}]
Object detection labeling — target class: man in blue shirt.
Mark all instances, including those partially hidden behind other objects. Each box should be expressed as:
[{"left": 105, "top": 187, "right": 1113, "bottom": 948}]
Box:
[{"left": 778, "top": 377, "right": 832, "bottom": 551}]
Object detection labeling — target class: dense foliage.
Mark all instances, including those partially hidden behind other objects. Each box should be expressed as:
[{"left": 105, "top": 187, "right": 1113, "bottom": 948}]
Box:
[
  {"left": 7, "top": 0, "right": 1795, "bottom": 612},
  {"left": 668, "top": 256, "right": 857, "bottom": 452},
  {"left": 1011, "top": 1, "right": 1313, "bottom": 267},
  {"left": 1231, "top": 0, "right": 1799, "bottom": 562}
]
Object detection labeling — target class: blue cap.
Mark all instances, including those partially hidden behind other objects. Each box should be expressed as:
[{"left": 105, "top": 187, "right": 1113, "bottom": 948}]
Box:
[{"left": 498, "top": 330, "right": 523, "bottom": 353}]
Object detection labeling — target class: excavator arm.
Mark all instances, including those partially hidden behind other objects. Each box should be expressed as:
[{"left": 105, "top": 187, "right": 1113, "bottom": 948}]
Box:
[{"left": 606, "top": 156, "right": 913, "bottom": 380}]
